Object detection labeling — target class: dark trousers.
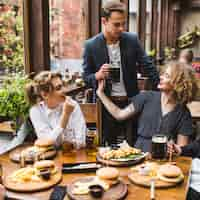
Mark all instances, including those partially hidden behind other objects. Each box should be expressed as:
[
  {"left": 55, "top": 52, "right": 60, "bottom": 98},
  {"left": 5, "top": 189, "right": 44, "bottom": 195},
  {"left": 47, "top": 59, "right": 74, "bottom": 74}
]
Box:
[
  {"left": 101, "top": 98, "right": 137, "bottom": 146},
  {"left": 187, "top": 187, "right": 200, "bottom": 200}
]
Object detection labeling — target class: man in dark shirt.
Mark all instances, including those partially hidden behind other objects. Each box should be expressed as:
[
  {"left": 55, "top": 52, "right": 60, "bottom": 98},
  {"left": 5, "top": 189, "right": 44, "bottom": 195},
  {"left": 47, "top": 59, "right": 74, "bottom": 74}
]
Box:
[{"left": 82, "top": 1, "right": 159, "bottom": 145}]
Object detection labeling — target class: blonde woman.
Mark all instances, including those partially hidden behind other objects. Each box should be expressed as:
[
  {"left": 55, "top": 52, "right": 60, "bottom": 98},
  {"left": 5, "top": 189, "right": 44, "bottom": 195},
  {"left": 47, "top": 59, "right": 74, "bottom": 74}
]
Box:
[
  {"left": 26, "top": 71, "right": 86, "bottom": 148},
  {"left": 97, "top": 61, "right": 197, "bottom": 152}
]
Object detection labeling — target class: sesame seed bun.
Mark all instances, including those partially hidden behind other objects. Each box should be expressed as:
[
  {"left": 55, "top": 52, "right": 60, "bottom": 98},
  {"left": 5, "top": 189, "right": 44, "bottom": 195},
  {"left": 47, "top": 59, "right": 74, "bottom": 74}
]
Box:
[
  {"left": 34, "top": 138, "right": 54, "bottom": 147},
  {"left": 96, "top": 167, "right": 119, "bottom": 180},
  {"left": 159, "top": 164, "right": 182, "bottom": 178}
]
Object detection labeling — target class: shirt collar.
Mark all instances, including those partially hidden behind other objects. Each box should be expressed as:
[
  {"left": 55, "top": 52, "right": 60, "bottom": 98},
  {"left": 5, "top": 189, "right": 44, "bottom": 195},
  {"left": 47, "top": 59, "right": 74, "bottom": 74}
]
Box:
[{"left": 39, "top": 101, "right": 62, "bottom": 116}]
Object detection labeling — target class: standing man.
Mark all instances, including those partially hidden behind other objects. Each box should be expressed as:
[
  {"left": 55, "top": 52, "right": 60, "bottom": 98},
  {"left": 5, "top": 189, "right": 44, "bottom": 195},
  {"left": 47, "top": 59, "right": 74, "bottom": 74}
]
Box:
[{"left": 82, "top": 0, "right": 159, "bottom": 146}]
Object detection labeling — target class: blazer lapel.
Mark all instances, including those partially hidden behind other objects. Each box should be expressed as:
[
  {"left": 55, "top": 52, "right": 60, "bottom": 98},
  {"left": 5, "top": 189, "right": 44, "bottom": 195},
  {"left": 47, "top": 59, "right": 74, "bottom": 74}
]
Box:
[
  {"left": 119, "top": 35, "right": 127, "bottom": 78},
  {"left": 99, "top": 33, "right": 109, "bottom": 64}
]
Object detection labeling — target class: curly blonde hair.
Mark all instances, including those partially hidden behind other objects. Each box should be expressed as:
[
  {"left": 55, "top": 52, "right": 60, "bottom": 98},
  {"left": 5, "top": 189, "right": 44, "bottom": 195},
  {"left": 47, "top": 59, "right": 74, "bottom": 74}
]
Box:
[
  {"left": 168, "top": 61, "right": 197, "bottom": 105},
  {"left": 25, "top": 71, "right": 62, "bottom": 105}
]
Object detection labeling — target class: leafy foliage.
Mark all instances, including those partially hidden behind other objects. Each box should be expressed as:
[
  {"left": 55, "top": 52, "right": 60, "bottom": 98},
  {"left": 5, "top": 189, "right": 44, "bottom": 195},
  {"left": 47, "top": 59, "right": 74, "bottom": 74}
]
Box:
[
  {"left": 0, "top": 2, "right": 24, "bottom": 71},
  {"left": 0, "top": 72, "right": 30, "bottom": 126}
]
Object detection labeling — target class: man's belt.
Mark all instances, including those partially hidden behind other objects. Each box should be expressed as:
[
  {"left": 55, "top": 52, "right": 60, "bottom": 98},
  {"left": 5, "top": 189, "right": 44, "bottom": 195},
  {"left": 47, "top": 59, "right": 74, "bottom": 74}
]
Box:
[{"left": 110, "top": 96, "right": 128, "bottom": 102}]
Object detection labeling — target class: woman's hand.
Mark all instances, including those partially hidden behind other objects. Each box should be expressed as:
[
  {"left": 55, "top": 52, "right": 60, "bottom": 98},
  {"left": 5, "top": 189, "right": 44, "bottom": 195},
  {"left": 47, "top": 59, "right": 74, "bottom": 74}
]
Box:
[
  {"left": 167, "top": 142, "right": 182, "bottom": 156},
  {"left": 97, "top": 79, "right": 105, "bottom": 96}
]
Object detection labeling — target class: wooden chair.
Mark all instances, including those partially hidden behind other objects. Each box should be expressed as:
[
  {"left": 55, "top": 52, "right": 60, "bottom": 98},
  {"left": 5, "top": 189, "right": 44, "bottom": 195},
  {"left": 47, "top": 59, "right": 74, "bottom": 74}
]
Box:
[{"left": 79, "top": 100, "right": 102, "bottom": 144}]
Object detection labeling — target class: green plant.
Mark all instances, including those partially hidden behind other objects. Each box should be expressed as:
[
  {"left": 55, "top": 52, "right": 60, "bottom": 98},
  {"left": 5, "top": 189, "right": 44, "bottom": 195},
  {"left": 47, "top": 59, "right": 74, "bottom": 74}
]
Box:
[
  {"left": 177, "top": 26, "right": 200, "bottom": 49},
  {"left": 0, "top": 2, "right": 24, "bottom": 71},
  {"left": 0, "top": 72, "right": 30, "bottom": 129},
  {"left": 164, "top": 47, "right": 176, "bottom": 61},
  {"left": 147, "top": 49, "right": 156, "bottom": 58}
]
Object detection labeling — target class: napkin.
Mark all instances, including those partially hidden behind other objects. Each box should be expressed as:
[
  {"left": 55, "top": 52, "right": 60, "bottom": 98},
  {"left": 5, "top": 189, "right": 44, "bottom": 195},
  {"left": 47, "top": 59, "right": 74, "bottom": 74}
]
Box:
[{"left": 49, "top": 186, "right": 67, "bottom": 200}]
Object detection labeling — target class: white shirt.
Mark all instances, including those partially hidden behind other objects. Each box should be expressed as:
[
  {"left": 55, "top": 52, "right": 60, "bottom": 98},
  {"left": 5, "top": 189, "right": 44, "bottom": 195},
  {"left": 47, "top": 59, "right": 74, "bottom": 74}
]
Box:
[
  {"left": 30, "top": 99, "right": 86, "bottom": 148},
  {"left": 107, "top": 42, "right": 127, "bottom": 96},
  {"left": 190, "top": 158, "right": 200, "bottom": 192}
]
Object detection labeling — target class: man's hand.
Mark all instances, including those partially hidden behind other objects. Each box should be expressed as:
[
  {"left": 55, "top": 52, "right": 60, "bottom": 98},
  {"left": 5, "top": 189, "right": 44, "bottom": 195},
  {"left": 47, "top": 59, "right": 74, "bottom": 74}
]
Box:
[
  {"left": 95, "top": 64, "right": 110, "bottom": 81},
  {"left": 167, "top": 142, "right": 182, "bottom": 156}
]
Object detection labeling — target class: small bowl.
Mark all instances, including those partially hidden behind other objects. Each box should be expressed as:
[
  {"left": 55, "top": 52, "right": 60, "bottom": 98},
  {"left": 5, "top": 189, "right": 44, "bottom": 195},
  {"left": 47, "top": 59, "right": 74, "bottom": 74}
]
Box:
[
  {"left": 39, "top": 170, "right": 51, "bottom": 180},
  {"left": 89, "top": 184, "right": 104, "bottom": 198}
]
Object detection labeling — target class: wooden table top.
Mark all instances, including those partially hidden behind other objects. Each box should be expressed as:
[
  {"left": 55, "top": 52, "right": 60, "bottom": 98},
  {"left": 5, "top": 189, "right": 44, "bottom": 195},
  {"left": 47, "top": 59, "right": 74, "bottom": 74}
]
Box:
[
  {"left": 0, "top": 121, "right": 14, "bottom": 134},
  {"left": 0, "top": 148, "right": 192, "bottom": 200}
]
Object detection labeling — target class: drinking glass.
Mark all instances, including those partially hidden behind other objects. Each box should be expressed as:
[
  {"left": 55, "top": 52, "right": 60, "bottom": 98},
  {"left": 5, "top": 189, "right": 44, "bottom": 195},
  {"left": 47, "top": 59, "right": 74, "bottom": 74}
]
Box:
[
  {"left": 86, "top": 128, "right": 98, "bottom": 156},
  {"left": 109, "top": 63, "right": 120, "bottom": 83},
  {"left": 62, "top": 128, "right": 75, "bottom": 155},
  {"left": 151, "top": 134, "right": 167, "bottom": 160}
]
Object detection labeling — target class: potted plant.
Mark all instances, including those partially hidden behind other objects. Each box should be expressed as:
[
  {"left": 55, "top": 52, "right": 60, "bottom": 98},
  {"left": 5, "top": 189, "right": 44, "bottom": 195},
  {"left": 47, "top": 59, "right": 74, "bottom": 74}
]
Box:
[{"left": 0, "top": 72, "right": 30, "bottom": 130}]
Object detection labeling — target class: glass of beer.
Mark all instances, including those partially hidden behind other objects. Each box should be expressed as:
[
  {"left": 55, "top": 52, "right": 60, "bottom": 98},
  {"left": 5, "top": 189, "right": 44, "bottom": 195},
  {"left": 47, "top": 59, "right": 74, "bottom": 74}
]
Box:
[
  {"left": 151, "top": 135, "right": 167, "bottom": 160},
  {"left": 62, "top": 128, "right": 74, "bottom": 155},
  {"left": 86, "top": 128, "right": 98, "bottom": 156},
  {"left": 109, "top": 64, "right": 120, "bottom": 83}
]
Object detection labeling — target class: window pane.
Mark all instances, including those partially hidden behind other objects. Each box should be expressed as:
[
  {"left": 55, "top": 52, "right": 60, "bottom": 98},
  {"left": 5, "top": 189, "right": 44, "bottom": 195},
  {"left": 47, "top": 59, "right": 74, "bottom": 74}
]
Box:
[
  {"left": 49, "top": 0, "right": 88, "bottom": 73},
  {"left": 145, "top": 0, "right": 152, "bottom": 52},
  {"left": 0, "top": 0, "right": 24, "bottom": 75},
  {"left": 129, "top": 0, "right": 139, "bottom": 33}
]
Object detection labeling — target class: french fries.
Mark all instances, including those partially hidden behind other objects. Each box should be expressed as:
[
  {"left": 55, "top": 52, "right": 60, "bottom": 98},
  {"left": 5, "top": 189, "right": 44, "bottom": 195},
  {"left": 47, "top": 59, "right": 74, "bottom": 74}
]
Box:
[
  {"left": 101, "top": 146, "right": 141, "bottom": 160},
  {"left": 9, "top": 167, "right": 40, "bottom": 183}
]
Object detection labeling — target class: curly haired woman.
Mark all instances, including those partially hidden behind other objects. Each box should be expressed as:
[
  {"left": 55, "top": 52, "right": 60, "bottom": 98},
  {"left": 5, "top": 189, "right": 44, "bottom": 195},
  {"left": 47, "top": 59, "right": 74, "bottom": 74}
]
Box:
[{"left": 97, "top": 61, "right": 197, "bottom": 152}]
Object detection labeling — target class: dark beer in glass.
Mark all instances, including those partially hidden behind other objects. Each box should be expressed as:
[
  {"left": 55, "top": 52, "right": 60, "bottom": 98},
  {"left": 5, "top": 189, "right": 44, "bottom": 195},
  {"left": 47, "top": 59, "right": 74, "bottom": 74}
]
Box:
[
  {"left": 152, "top": 135, "right": 167, "bottom": 159},
  {"left": 109, "top": 66, "right": 120, "bottom": 82}
]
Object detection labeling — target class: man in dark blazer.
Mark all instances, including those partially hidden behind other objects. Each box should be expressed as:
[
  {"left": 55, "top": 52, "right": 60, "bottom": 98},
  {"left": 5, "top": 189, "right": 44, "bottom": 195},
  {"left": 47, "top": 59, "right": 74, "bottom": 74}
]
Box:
[{"left": 82, "top": 1, "right": 159, "bottom": 146}]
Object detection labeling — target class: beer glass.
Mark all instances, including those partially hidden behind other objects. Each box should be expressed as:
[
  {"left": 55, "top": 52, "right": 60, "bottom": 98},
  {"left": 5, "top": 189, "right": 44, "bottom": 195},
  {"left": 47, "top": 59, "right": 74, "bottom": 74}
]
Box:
[
  {"left": 109, "top": 63, "right": 120, "bottom": 82},
  {"left": 86, "top": 128, "right": 98, "bottom": 156},
  {"left": 62, "top": 128, "right": 75, "bottom": 155},
  {"left": 151, "top": 135, "right": 167, "bottom": 159}
]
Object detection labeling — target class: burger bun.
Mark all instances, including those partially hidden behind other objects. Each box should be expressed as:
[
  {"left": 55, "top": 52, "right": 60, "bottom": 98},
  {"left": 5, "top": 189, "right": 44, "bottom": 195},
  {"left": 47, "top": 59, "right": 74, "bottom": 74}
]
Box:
[
  {"left": 159, "top": 164, "right": 182, "bottom": 178},
  {"left": 96, "top": 167, "right": 119, "bottom": 186},
  {"left": 34, "top": 138, "right": 54, "bottom": 147}
]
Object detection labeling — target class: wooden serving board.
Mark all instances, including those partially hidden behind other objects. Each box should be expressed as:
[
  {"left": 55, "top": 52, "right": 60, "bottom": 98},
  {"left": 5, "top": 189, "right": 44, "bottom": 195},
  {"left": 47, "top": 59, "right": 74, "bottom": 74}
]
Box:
[
  {"left": 128, "top": 163, "right": 184, "bottom": 188},
  {"left": 67, "top": 176, "right": 128, "bottom": 200},
  {"left": 9, "top": 145, "right": 57, "bottom": 163},
  {"left": 4, "top": 170, "right": 62, "bottom": 192},
  {"left": 96, "top": 153, "right": 145, "bottom": 167}
]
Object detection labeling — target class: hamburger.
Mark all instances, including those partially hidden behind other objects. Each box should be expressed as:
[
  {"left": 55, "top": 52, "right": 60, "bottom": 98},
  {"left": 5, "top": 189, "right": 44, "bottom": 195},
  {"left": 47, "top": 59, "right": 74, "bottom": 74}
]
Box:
[
  {"left": 96, "top": 167, "right": 119, "bottom": 186},
  {"left": 34, "top": 160, "right": 57, "bottom": 177},
  {"left": 22, "top": 138, "right": 55, "bottom": 160},
  {"left": 158, "top": 164, "right": 184, "bottom": 183},
  {"left": 34, "top": 138, "right": 55, "bottom": 153}
]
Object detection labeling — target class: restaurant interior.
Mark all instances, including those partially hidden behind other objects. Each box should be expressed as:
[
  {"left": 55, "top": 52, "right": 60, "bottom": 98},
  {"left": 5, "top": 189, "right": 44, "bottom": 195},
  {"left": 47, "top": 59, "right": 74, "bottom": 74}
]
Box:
[{"left": 0, "top": 0, "right": 200, "bottom": 199}]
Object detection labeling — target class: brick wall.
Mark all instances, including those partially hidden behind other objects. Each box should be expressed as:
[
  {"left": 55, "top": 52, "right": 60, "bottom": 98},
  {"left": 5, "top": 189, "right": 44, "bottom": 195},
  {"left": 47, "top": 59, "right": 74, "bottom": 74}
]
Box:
[{"left": 50, "top": 0, "right": 87, "bottom": 59}]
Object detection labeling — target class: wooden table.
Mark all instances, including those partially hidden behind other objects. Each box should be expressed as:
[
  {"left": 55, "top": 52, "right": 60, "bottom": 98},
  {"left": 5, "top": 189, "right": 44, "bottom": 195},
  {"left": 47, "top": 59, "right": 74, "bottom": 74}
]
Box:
[
  {"left": 0, "top": 149, "right": 192, "bottom": 200},
  {"left": 187, "top": 101, "right": 200, "bottom": 122},
  {"left": 0, "top": 121, "right": 14, "bottom": 134}
]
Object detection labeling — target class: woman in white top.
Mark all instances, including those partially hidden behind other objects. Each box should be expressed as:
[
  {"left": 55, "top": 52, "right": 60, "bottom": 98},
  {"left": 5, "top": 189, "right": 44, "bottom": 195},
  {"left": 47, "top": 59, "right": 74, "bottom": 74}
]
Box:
[{"left": 26, "top": 71, "right": 86, "bottom": 148}]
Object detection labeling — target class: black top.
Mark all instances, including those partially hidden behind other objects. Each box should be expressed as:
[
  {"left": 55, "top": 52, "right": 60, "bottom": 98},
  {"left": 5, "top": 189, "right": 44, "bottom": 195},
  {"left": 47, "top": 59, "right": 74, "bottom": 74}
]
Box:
[
  {"left": 181, "top": 138, "right": 200, "bottom": 158},
  {"left": 131, "top": 91, "right": 193, "bottom": 152}
]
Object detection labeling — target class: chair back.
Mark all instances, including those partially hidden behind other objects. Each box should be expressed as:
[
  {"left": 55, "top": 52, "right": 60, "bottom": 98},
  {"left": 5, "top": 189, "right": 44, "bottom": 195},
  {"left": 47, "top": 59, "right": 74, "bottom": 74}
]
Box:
[{"left": 79, "top": 100, "right": 102, "bottom": 144}]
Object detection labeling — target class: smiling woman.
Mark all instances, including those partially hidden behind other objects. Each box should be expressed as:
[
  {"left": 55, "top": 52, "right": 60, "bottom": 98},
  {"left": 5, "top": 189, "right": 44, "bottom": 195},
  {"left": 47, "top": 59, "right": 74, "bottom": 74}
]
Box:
[
  {"left": 97, "top": 61, "right": 198, "bottom": 152},
  {"left": 25, "top": 71, "right": 87, "bottom": 149}
]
